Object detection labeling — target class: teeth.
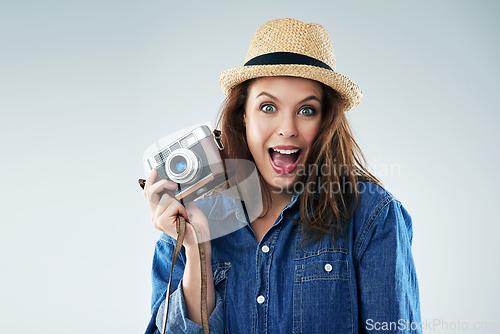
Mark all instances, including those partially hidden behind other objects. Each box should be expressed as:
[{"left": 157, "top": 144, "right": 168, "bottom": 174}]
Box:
[{"left": 272, "top": 148, "right": 300, "bottom": 154}]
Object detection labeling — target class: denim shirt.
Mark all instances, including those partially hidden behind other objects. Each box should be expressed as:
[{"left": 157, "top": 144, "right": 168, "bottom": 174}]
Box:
[{"left": 144, "top": 182, "right": 422, "bottom": 333}]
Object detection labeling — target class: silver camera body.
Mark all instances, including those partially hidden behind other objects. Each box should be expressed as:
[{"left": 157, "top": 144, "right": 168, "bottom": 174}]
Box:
[{"left": 144, "top": 124, "right": 225, "bottom": 203}]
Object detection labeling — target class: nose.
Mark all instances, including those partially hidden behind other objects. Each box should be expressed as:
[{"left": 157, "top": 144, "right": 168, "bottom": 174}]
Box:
[{"left": 277, "top": 112, "right": 298, "bottom": 138}]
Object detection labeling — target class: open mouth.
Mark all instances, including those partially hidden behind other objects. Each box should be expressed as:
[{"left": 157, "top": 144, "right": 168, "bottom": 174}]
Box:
[{"left": 268, "top": 147, "right": 302, "bottom": 174}]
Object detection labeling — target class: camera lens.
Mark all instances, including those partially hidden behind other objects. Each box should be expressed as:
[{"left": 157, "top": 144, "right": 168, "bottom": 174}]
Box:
[
  {"left": 165, "top": 148, "right": 200, "bottom": 184},
  {"left": 176, "top": 161, "right": 187, "bottom": 173},
  {"left": 170, "top": 156, "right": 187, "bottom": 174}
]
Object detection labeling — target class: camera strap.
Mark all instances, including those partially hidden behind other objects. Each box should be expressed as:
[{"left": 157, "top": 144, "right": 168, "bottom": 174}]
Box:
[
  {"left": 213, "top": 129, "right": 224, "bottom": 151},
  {"left": 140, "top": 129, "right": 225, "bottom": 334},
  {"left": 161, "top": 215, "right": 209, "bottom": 334}
]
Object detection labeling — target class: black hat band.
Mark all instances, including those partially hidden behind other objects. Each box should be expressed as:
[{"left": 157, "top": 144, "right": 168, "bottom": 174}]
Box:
[{"left": 244, "top": 52, "right": 333, "bottom": 71}]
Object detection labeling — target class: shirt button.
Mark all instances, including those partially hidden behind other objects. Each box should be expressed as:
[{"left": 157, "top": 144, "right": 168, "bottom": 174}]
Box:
[
  {"left": 261, "top": 245, "right": 270, "bottom": 253},
  {"left": 257, "top": 295, "right": 265, "bottom": 304},
  {"left": 324, "top": 263, "right": 333, "bottom": 273}
]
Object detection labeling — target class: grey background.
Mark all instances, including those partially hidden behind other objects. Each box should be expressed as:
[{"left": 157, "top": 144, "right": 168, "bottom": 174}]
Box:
[{"left": 1, "top": 0, "right": 499, "bottom": 333}]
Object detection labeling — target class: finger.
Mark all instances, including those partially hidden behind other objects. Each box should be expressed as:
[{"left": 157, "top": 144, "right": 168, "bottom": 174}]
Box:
[
  {"left": 148, "top": 189, "right": 177, "bottom": 216},
  {"left": 152, "top": 209, "right": 177, "bottom": 234},
  {"left": 148, "top": 178, "right": 178, "bottom": 194},
  {"left": 155, "top": 196, "right": 188, "bottom": 222},
  {"left": 145, "top": 169, "right": 157, "bottom": 188},
  {"left": 144, "top": 170, "right": 176, "bottom": 197},
  {"left": 158, "top": 192, "right": 177, "bottom": 207},
  {"left": 147, "top": 179, "right": 178, "bottom": 205},
  {"left": 148, "top": 192, "right": 170, "bottom": 220},
  {"left": 152, "top": 199, "right": 181, "bottom": 233},
  {"left": 143, "top": 170, "right": 157, "bottom": 199},
  {"left": 156, "top": 201, "right": 189, "bottom": 230}
]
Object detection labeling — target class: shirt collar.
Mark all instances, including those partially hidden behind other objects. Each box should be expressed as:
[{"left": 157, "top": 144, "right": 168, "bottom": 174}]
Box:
[{"left": 206, "top": 191, "right": 301, "bottom": 223}]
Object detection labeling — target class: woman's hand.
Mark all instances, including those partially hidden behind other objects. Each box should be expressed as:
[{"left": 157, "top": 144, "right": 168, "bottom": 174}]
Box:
[
  {"left": 143, "top": 169, "right": 215, "bottom": 326},
  {"left": 143, "top": 169, "right": 211, "bottom": 251}
]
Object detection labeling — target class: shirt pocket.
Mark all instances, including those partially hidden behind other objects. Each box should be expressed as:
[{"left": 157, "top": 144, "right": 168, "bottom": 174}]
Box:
[
  {"left": 293, "top": 256, "right": 353, "bottom": 334},
  {"left": 212, "top": 262, "right": 231, "bottom": 302}
]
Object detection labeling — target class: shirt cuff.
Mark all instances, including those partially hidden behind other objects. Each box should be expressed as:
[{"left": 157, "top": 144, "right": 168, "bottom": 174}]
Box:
[{"left": 155, "top": 280, "right": 224, "bottom": 333}]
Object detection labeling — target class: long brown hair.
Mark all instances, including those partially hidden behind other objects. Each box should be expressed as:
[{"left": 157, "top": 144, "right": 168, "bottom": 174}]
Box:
[{"left": 216, "top": 78, "right": 381, "bottom": 241}]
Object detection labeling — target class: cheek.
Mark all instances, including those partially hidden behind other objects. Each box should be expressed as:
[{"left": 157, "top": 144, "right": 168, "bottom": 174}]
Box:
[
  {"left": 244, "top": 120, "right": 260, "bottom": 156},
  {"left": 304, "top": 121, "right": 322, "bottom": 148},
  {"left": 246, "top": 117, "right": 272, "bottom": 146},
  {"left": 245, "top": 119, "right": 275, "bottom": 166}
]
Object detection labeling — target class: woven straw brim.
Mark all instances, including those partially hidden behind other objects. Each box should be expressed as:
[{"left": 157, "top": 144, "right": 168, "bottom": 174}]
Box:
[{"left": 220, "top": 64, "right": 362, "bottom": 112}]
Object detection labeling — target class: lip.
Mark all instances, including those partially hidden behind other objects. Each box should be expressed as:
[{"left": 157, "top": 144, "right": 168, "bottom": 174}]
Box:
[{"left": 268, "top": 146, "right": 303, "bottom": 174}]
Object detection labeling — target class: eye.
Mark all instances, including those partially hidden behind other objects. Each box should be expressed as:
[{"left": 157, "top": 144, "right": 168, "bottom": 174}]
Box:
[
  {"left": 298, "top": 107, "right": 316, "bottom": 116},
  {"left": 261, "top": 104, "right": 277, "bottom": 113}
]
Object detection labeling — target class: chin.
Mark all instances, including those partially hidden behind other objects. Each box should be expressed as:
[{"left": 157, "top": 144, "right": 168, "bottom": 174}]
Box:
[{"left": 265, "top": 174, "right": 300, "bottom": 195}]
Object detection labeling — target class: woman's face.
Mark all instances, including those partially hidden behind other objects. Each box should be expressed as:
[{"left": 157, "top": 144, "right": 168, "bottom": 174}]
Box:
[{"left": 244, "top": 76, "right": 323, "bottom": 194}]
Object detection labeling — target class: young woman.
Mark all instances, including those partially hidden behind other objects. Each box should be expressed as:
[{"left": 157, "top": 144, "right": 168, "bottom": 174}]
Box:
[{"left": 143, "top": 18, "right": 421, "bottom": 334}]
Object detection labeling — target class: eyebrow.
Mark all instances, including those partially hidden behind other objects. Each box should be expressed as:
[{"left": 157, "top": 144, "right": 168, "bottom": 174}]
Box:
[{"left": 255, "top": 91, "right": 322, "bottom": 105}]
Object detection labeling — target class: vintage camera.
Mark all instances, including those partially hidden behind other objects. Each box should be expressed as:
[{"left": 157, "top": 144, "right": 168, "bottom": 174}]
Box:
[{"left": 143, "top": 124, "right": 227, "bottom": 203}]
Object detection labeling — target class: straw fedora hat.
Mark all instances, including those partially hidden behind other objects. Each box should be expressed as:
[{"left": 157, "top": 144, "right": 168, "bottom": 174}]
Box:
[{"left": 220, "top": 18, "right": 362, "bottom": 111}]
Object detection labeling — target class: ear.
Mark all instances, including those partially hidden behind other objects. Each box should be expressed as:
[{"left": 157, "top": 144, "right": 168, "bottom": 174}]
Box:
[{"left": 243, "top": 113, "right": 246, "bottom": 126}]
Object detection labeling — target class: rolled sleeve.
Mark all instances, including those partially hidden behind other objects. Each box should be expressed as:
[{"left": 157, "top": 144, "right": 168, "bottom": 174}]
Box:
[
  {"left": 155, "top": 280, "right": 225, "bottom": 333},
  {"left": 146, "top": 233, "right": 225, "bottom": 334}
]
